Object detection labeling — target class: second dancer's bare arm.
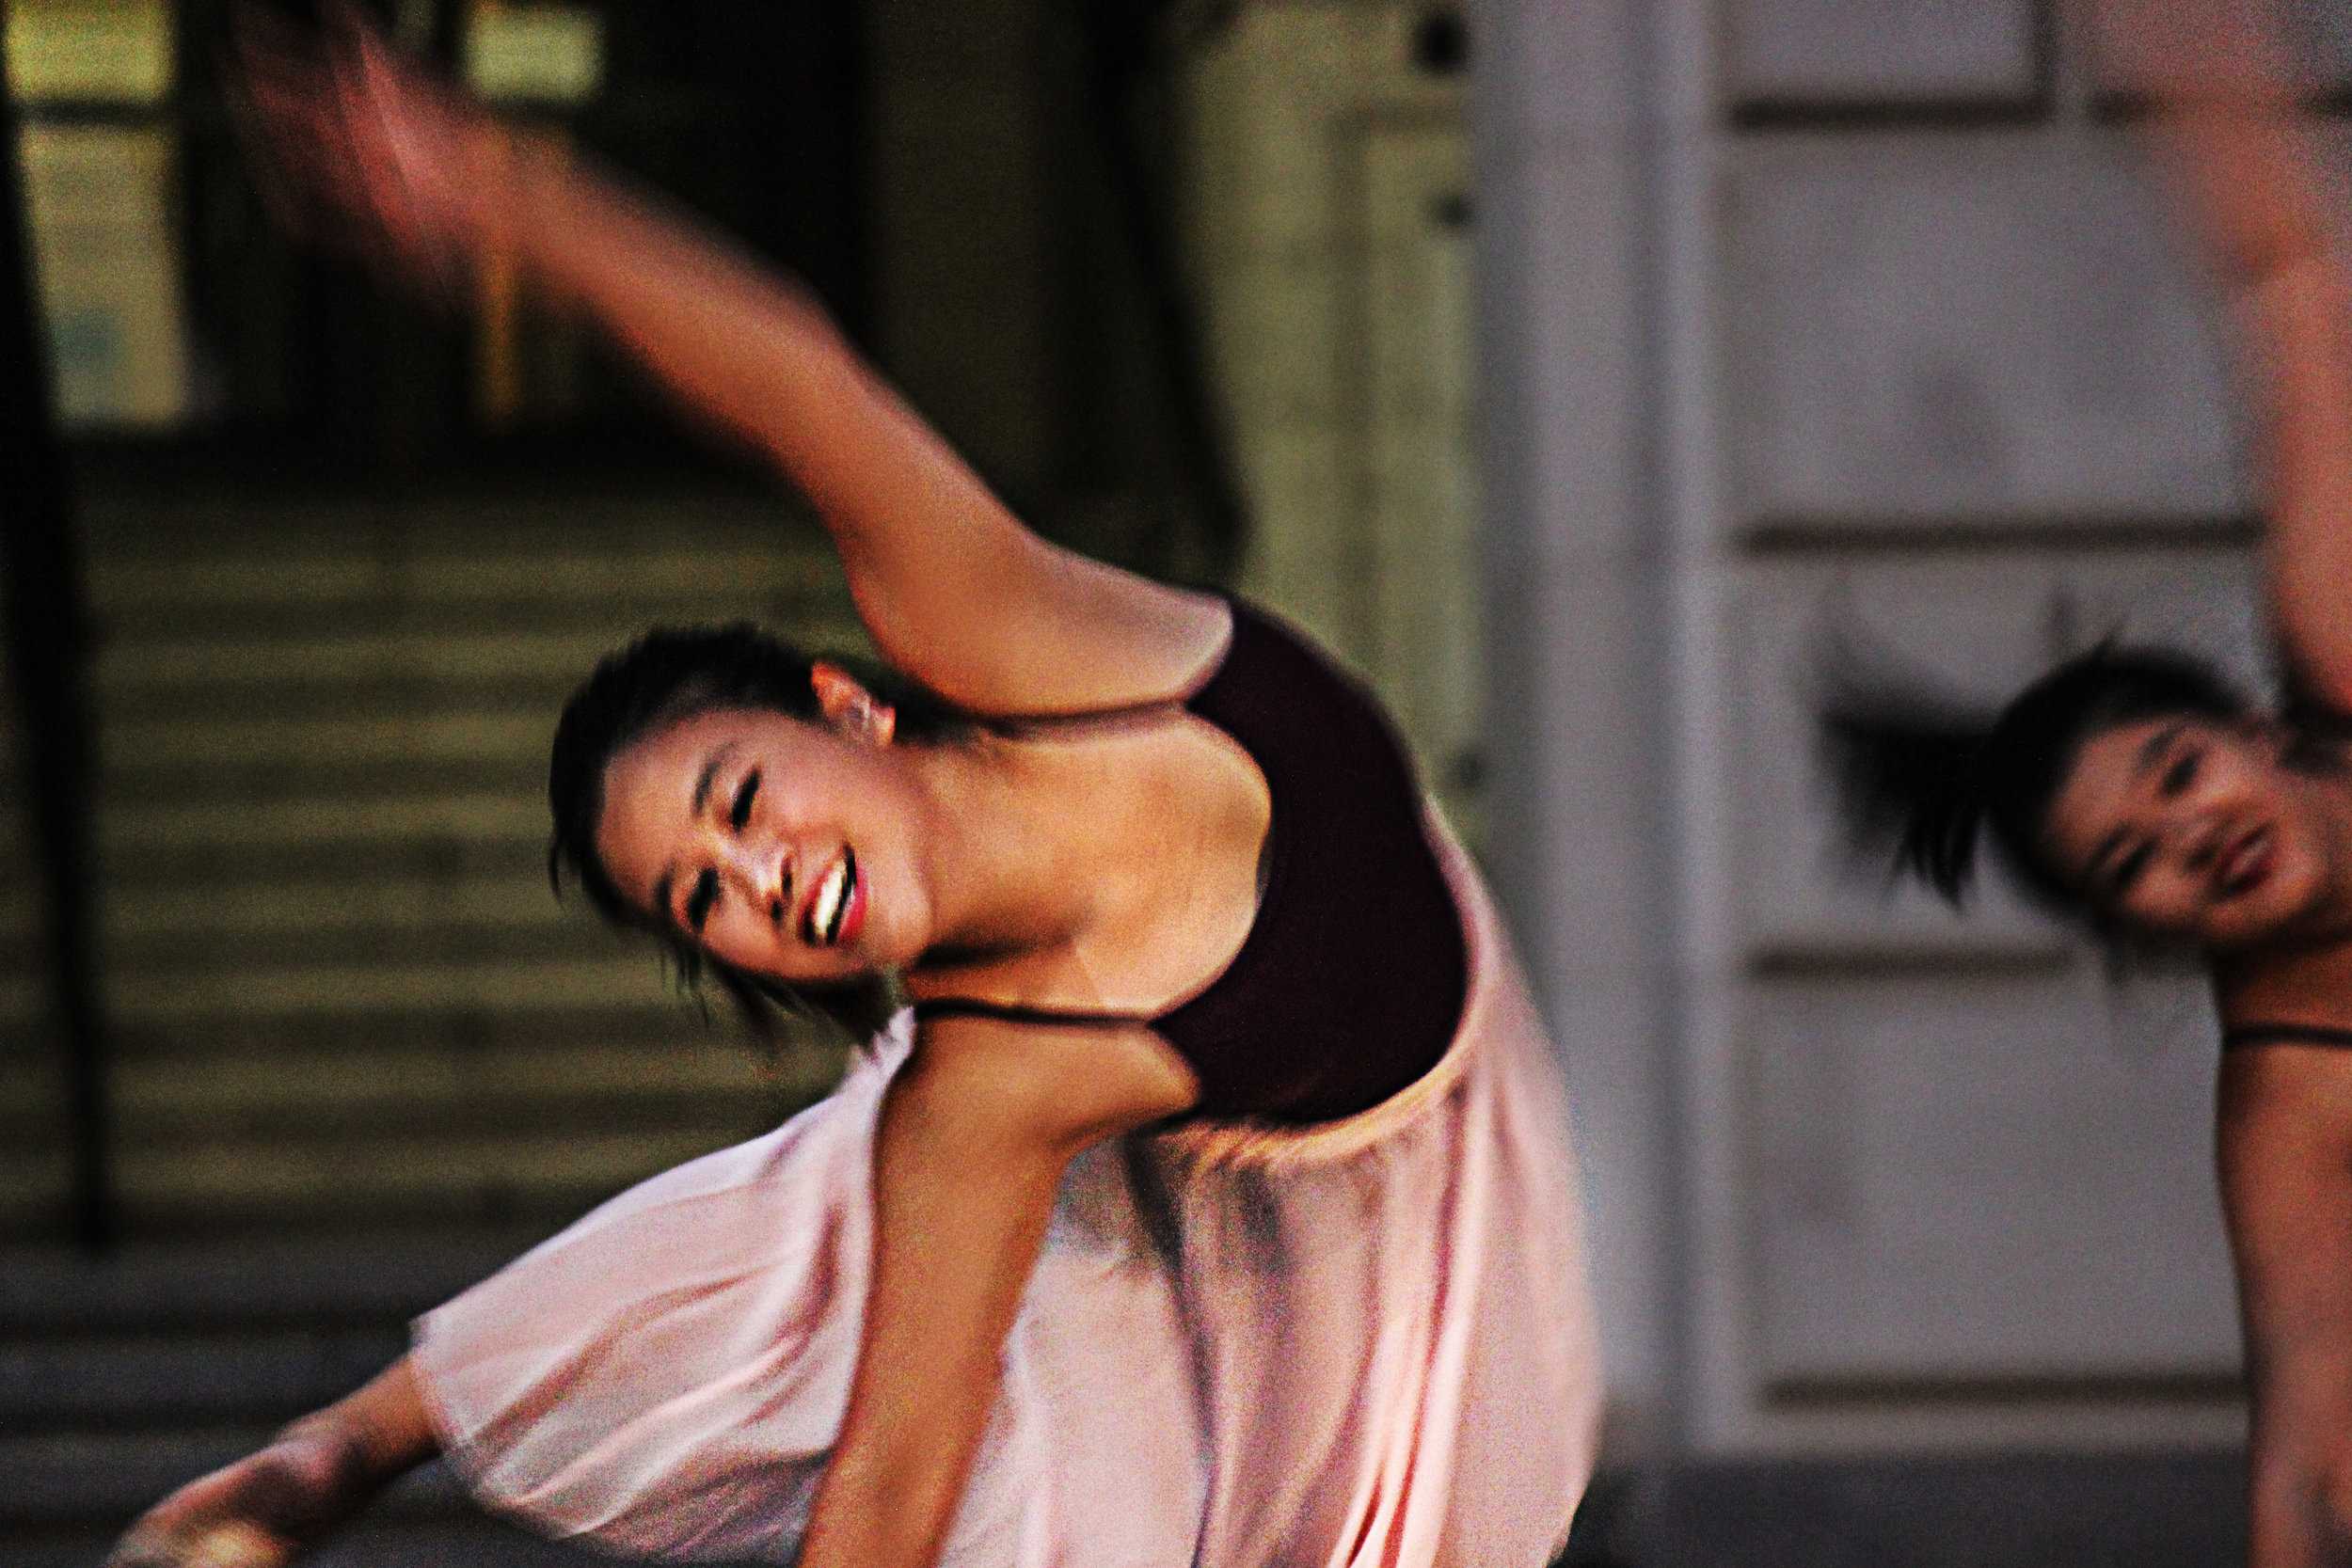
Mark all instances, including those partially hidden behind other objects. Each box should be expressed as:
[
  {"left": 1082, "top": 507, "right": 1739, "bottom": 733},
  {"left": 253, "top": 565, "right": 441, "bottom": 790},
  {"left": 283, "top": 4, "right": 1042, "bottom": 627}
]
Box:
[
  {"left": 2218, "top": 1049, "right": 2352, "bottom": 1568},
  {"left": 2104, "top": 0, "right": 2352, "bottom": 1561},
  {"left": 2103, "top": 0, "right": 2352, "bottom": 706}
]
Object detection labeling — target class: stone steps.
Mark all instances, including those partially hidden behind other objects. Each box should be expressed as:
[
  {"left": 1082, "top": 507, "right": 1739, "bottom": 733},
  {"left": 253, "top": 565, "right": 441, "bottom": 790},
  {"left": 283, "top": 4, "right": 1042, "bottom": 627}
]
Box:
[
  {"left": 0, "top": 1230, "right": 543, "bottom": 1329},
  {"left": 8, "top": 1520, "right": 614, "bottom": 1568},
  {"left": 0, "top": 1229, "right": 767, "bottom": 1564},
  {"left": 6, "top": 492, "right": 863, "bottom": 1242},
  {"left": 0, "top": 1033, "right": 830, "bottom": 1127},
  {"left": 2, "top": 491, "right": 854, "bottom": 1562},
  {"left": 0, "top": 640, "right": 67, "bottom": 1258},
  {"left": 3, "top": 1327, "right": 412, "bottom": 1429},
  {"left": 0, "top": 1231, "right": 545, "bottom": 1556},
  {"left": 1571, "top": 1452, "right": 2244, "bottom": 1568}
]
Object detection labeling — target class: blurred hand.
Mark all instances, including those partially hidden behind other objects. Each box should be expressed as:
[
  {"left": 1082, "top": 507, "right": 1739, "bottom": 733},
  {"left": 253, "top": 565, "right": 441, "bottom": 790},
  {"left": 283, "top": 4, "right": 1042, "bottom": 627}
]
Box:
[
  {"left": 230, "top": 2, "right": 518, "bottom": 297},
  {"left": 102, "top": 1436, "right": 357, "bottom": 1568},
  {"left": 105, "top": 1519, "right": 292, "bottom": 1568},
  {"left": 2091, "top": 0, "right": 2338, "bottom": 286},
  {"left": 2090, "top": 0, "right": 2300, "bottom": 105}
]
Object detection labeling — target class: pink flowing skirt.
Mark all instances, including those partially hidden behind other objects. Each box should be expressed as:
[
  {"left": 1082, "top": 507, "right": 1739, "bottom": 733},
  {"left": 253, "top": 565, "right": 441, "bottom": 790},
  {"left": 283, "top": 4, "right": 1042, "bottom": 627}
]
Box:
[{"left": 411, "top": 825, "right": 1603, "bottom": 1565}]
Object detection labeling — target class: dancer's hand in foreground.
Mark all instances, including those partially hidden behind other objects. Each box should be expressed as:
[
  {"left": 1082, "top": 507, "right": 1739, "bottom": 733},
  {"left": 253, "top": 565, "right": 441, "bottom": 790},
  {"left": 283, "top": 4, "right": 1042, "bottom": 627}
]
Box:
[{"left": 103, "top": 1359, "right": 434, "bottom": 1568}]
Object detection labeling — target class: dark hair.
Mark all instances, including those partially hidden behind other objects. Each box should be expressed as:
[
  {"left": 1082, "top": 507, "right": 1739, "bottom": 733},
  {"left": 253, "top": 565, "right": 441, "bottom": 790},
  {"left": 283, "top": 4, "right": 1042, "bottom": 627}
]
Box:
[
  {"left": 1820, "top": 641, "right": 2251, "bottom": 914},
  {"left": 548, "top": 623, "right": 975, "bottom": 1043}
]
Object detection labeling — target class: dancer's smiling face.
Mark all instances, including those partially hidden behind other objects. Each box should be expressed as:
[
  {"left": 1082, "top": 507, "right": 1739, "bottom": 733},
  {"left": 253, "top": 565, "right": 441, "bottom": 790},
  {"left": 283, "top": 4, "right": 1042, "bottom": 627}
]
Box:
[
  {"left": 2041, "top": 716, "right": 2338, "bottom": 950},
  {"left": 592, "top": 688, "right": 931, "bottom": 983}
]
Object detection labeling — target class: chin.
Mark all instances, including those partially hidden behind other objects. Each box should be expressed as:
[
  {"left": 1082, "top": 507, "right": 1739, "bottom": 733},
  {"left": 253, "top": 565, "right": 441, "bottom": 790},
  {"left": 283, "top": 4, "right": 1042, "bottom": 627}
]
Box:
[
  {"left": 2210, "top": 864, "right": 2328, "bottom": 950},
  {"left": 2202, "top": 911, "right": 2293, "bottom": 955}
]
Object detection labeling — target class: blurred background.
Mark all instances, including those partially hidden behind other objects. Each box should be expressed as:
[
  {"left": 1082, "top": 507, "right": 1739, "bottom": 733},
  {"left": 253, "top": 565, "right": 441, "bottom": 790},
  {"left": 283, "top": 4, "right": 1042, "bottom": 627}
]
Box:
[{"left": 0, "top": 0, "right": 2326, "bottom": 1562}]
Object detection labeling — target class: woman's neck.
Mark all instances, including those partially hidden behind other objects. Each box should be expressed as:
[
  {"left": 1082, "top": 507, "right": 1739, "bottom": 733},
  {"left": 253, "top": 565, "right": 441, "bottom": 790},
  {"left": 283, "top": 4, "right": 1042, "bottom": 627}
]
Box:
[
  {"left": 891, "top": 718, "right": 1267, "bottom": 1015},
  {"left": 2309, "top": 766, "right": 2352, "bottom": 941},
  {"left": 903, "top": 735, "right": 1107, "bottom": 964}
]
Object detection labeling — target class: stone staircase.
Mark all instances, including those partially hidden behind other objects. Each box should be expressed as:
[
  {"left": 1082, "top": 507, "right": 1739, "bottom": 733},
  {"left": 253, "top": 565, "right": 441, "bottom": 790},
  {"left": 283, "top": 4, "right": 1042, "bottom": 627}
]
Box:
[
  {"left": 0, "top": 485, "right": 859, "bottom": 1562},
  {"left": 0, "top": 652, "right": 68, "bottom": 1232},
  {"left": 0, "top": 493, "right": 2259, "bottom": 1568}
]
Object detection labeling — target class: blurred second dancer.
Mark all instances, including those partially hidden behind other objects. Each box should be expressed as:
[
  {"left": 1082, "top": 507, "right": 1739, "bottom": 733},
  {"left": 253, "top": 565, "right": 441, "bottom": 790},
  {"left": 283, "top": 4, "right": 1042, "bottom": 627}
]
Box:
[{"left": 1831, "top": 3, "right": 2352, "bottom": 1562}]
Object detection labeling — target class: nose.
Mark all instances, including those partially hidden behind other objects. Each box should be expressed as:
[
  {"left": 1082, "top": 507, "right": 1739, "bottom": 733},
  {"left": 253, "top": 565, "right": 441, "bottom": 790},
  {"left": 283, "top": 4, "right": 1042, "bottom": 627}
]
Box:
[
  {"left": 711, "top": 832, "right": 787, "bottom": 922},
  {"left": 2176, "top": 813, "right": 2222, "bottom": 875}
]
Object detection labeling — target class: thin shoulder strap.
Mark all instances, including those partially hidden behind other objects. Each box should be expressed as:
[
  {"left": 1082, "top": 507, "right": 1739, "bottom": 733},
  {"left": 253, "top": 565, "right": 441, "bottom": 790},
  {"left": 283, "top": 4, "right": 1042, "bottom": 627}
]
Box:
[
  {"left": 2221, "top": 1022, "right": 2352, "bottom": 1052},
  {"left": 912, "top": 996, "right": 1149, "bottom": 1031}
]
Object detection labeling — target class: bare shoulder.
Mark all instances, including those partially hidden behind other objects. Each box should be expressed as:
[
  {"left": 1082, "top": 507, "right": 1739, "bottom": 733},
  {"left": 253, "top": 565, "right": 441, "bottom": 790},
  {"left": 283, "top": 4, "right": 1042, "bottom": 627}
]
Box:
[
  {"left": 2221, "top": 1044, "right": 2352, "bottom": 1139},
  {"left": 2216, "top": 1026, "right": 2352, "bottom": 1197},
  {"left": 2217, "top": 1047, "right": 2352, "bottom": 1401},
  {"left": 2209, "top": 956, "right": 2352, "bottom": 1190},
  {"left": 905, "top": 1010, "right": 1200, "bottom": 1142},
  {"left": 2217, "top": 939, "right": 2352, "bottom": 1039},
  {"left": 852, "top": 541, "right": 1233, "bottom": 717}
]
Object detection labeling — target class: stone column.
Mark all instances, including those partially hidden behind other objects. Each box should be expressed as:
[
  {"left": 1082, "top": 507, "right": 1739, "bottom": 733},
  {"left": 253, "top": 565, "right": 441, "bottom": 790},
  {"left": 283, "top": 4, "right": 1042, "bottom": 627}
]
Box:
[{"left": 1467, "top": 0, "right": 1683, "bottom": 1445}]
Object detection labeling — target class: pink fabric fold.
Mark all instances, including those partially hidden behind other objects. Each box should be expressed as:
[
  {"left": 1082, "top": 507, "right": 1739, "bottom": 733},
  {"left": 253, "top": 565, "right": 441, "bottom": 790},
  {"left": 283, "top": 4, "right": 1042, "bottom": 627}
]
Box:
[{"left": 411, "top": 821, "right": 1601, "bottom": 1565}]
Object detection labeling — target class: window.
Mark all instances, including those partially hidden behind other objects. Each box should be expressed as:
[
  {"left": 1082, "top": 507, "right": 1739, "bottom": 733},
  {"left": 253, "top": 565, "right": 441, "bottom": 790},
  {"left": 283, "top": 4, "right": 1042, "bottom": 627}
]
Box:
[{"left": 5, "top": 1, "right": 863, "bottom": 478}]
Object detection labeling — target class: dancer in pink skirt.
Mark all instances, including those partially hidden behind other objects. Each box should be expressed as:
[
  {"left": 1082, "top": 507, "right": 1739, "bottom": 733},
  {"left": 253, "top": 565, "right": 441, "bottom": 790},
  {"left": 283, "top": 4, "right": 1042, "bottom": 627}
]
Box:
[{"left": 105, "top": 17, "right": 1600, "bottom": 1568}]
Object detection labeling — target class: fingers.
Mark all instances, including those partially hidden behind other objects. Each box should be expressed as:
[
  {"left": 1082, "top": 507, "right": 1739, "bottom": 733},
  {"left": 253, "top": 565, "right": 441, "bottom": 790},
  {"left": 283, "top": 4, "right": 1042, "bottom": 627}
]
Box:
[
  {"left": 2100, "top": 0, "right": 2340, "bottom": 287},
  {"left": 319, "top": 0, "right": 389, "bottom": 60},
  {"left": 104, "top": 1519, "right": 292, "bottom": 1568},
  {"left": 183, "top": 1521, "right": 292, "bottom": 1568},
  {"left": 99, "top": 1433, "right": 358, "bottom": 1568},
  {"left": 99, "top": 1523, "right": 174, "bottom": 1568},
  {"left": 223, "top": 8, "right": 385, "bottom": 246},
  {"left": 221, "top": 53, "right": 343, "bottom": 243},
  {"left": 219, "top": 1, "right": 487, "bottom": 297}
]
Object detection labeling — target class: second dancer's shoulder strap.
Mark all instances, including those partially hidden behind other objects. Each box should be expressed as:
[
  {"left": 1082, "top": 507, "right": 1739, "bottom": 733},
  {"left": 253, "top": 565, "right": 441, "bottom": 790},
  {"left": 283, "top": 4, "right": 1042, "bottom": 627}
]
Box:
[{"left": 2222, "top": 1022, "right": 2352, "bottom": 1052}]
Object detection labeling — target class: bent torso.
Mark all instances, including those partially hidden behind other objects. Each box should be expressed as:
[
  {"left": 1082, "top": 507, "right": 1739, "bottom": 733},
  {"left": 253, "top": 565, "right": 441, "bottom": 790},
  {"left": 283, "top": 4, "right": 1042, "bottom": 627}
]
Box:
[{"left": 900, "top": 597, "right": 1466, "bottom": 1124}]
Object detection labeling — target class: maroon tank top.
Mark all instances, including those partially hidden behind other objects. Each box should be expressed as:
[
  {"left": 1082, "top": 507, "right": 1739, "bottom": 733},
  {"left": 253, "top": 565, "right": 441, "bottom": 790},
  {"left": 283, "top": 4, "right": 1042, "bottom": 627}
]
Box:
[{"left": 913, "top": 599, "right": 1468, "bottom": 1124}]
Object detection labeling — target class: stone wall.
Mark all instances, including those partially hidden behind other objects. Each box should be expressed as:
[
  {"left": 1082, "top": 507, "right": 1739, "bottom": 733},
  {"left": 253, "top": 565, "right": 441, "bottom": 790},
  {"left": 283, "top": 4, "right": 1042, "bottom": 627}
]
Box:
[{"left": 1474, "top": 0, "right": 2296, "bottom": 1457}]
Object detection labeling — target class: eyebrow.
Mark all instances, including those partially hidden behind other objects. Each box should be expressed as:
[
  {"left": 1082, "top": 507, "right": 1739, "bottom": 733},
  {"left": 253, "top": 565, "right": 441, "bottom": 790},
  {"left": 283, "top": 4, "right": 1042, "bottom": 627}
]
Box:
[
  {"left": 2135, "top": 724, "right": 2180, "bottom": 778},
  {"left": 691, "top": 744, "right": 737, "bottom": 816},
  {"left": 2086, "top": 725, "right": 2186, "bottom": 887},
  {"left": 650, "top": 743, "right": 739, "bottom": 927}
]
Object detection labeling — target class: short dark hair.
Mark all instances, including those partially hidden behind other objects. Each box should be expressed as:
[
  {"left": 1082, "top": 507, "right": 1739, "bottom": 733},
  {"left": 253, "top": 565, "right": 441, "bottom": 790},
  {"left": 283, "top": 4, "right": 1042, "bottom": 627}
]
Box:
[
  {"left": 1821, "top": 641, "right": 2250, "bottom": 914},
  {"left": 547, "top": 623, "right": 973, "bottom": 1043}
]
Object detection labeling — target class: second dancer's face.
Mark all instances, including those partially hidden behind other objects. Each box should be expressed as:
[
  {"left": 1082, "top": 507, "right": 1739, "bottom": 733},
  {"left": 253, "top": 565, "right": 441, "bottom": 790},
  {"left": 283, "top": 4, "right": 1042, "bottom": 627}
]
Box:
[
  {"left": 2042, "top": 717, "right": 2339, "bottom": 951},
  {"left": 593, "top": 705, "right": 932, "bottom": 983}
]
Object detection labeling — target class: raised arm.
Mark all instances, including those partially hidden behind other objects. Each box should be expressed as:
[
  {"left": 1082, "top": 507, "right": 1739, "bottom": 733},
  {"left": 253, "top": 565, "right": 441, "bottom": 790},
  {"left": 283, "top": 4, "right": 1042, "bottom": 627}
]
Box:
[
  {"left": 103, "top": 1356, "right": 435, "bottom": 1567},
  {"left": 2217, "top": 1047, "right": 2352, "bottom": 1568},
  {"left": 801, "top": 1018, "right": 1195, "bottom": 1568},
  {"left": 234, "top": 15, "right": 1227, "bottom": 714},
  {"left": 2103, "top": 0, "right": 2352, "bottom": 705}
]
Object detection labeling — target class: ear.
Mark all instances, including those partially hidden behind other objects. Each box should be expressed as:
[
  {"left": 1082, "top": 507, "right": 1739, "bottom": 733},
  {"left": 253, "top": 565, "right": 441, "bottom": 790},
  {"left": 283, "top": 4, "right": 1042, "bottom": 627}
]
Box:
[{"left": 809, "top": 662, "right": 898, "bottom": 746}]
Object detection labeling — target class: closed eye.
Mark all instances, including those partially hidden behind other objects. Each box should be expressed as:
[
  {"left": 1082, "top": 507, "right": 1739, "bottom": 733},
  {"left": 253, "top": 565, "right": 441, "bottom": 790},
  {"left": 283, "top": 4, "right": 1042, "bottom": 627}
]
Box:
[
  {"left": 2109, "top": 844, "right": 2152, "bottom": 897},
  {"left": 2159, "top": 750, "right": 2201, "bottom": 799},
  {"left": 684, "top": 868, "right": 720, "bottom": 933},
  {"left": 730, "top": 770, "right": 760, "bottom": 831}
]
